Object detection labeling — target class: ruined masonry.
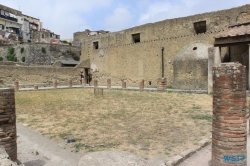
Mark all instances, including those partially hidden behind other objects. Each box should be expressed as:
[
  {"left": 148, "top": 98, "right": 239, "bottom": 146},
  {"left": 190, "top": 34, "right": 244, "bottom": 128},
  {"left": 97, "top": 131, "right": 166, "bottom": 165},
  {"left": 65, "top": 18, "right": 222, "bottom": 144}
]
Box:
[
  {"left": 0, "top": 88, "right": 17, "bottom": 161},
  {"left": 212, "top": 63, "right": 247, "bottom": 166}
]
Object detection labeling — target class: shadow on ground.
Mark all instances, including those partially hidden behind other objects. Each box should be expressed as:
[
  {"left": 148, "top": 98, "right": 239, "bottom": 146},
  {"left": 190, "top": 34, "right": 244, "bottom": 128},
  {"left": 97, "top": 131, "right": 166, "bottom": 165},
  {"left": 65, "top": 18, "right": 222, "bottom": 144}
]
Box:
[{"left": 23, "top": 160, "right": 46, "bottom": 166}]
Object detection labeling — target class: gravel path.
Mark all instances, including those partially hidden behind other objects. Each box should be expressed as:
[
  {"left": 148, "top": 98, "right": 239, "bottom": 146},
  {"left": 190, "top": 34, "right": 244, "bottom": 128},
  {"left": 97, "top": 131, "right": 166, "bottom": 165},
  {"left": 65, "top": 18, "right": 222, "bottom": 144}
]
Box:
[{"left": 17, "top": 123, "right": 84, "bottom": 166}]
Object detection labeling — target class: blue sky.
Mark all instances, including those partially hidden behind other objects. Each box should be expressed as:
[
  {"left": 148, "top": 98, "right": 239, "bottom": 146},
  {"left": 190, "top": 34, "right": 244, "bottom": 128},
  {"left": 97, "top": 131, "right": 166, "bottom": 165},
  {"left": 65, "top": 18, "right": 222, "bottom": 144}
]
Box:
[{"left": 0, "top": 0, "right": 249, "bottom": 40}]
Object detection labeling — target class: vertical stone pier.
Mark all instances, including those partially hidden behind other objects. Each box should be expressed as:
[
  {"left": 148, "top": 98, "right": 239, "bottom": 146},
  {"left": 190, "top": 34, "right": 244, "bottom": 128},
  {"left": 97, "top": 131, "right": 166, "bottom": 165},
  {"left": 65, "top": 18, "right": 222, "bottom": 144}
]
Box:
[
  {"left": 94, "top": 80, "right": 98, "bottom": 88},
  {"left": 34, "top": 85, "right": 38, "bottom": 90},
  {"left": 122, "top": 81, "right": 126, "bottom": 89},
  {"left": 140, "top": 79, "right": 144, "bottom": 90},
  {"left": 53, "top": 80, "right": 57, "bottom": 88},
  {"left": 68, "top": 79, "right": 72, "bottom": 88},
  {"left": 212, "top": 63, "right": 247, "bottom": 166},
  {"left": 82, "top": 78, "right": 86, "bottom": 86},
  {"left": 0, "top": 89, "right": 17, "bottom": 161},
  {"left": 107, "top": 78, "right": 111, "bottom": 89},
  {"left": 157, "top": 78, "right": 166, "bottom": 90},
  {"left": 13, "top": 81, "right": 19, "bottom": 91}
]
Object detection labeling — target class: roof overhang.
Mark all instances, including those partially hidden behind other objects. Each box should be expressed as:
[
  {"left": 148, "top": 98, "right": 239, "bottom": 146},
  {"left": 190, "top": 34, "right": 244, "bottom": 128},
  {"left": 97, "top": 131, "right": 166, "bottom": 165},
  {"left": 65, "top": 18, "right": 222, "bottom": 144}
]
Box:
[{"left": 214, "top": 23, "right": 250, "bottom": 47}]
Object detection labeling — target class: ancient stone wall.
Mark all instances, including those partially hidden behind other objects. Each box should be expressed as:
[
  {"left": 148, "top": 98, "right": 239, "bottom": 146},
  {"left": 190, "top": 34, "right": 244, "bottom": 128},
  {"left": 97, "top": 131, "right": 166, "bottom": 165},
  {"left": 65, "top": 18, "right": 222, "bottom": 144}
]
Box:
[
  {"left": 0, "top": 43, "right": 81, "bottom": 65},
  {"left": 80, "top": 4, "right": 250, "bottom": 89},
  {"left": 0, "top": 65, "right": 80, "bottom": 87}
]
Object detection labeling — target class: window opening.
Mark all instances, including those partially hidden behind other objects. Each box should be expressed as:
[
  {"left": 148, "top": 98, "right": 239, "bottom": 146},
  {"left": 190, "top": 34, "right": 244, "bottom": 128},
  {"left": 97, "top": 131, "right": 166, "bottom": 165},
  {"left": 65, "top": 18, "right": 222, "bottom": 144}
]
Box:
[
  {"left": 93, "top": 41, "right": 99, "bottom": 49},
  {"left": 132, "top": 33, "right": 140, "bottom": 43},
  {"left": 194, "top": 21, "right": 206, "bottom": 34}
]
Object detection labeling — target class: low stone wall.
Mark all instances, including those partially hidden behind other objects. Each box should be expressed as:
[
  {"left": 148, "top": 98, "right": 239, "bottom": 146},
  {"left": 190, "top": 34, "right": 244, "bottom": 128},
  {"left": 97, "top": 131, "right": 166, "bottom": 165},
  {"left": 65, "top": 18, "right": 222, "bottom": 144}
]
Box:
[{"left": 0, "top": 65, "right": 81, "bottom": 87}]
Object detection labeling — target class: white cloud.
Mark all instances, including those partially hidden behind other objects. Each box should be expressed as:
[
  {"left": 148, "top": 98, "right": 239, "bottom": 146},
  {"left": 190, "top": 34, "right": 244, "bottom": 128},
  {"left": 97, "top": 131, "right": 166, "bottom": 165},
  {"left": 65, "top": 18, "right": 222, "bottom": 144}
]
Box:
[
  {"left": 0, "top": 0, "right": 249, "bottom": 39},
  {"left": 0, "top": 0, "right": 113, "bottom": 39},
  {"left": 104, "top": 7, "right": 133, "bottom": 31}
]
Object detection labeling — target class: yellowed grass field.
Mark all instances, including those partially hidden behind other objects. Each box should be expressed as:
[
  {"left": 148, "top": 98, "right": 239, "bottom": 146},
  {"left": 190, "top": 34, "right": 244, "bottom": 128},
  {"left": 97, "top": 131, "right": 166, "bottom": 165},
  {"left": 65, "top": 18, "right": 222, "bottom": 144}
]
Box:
[{"left": 15, "top": 89, "right": 212, "bottom": 158}]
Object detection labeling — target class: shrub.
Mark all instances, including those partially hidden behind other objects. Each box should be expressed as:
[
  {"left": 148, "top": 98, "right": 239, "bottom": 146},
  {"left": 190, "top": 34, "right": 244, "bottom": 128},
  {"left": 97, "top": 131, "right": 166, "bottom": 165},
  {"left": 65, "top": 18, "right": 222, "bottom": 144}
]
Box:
[
  {"left": 73, "top": 55, "right": 80, "bottom": 61},
  {"left": 69, "top": 42, "right": 72, "bottom": 46},
  {"left": 21, "top": 57, "right": 25, "bottom": 62},
  {"left": 8, "top": 47, "right": 15, "bottom": 55},
  {"left": 41, "top": 47, "right": 46, "bottom": 53},
  {"left": 0, "top": 57, "right": 3, "bottom": 61},
  {"left": 7, "top": 47, "right": 16, "bottom": 62},
  {"left": 61, "top": 40, "right": 68, "bottom": 44},
  {"left": 20, "top": 47, "right": 24, "bottom": 54}
]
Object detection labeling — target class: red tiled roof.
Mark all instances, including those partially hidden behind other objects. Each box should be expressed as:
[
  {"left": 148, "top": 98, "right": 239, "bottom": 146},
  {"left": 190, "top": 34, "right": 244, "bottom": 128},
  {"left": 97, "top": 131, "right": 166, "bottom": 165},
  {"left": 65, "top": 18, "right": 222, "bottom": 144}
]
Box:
[{"left": 214, "top": 24, "right": 250, "bottom": 39}]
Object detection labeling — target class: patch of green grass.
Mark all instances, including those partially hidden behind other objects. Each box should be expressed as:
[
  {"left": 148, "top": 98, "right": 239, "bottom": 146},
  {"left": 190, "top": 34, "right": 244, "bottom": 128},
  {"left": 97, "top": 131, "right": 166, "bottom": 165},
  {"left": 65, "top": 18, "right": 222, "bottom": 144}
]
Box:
[
  {"left": 191, "top": 115, "right": 212, "bottom": 121},
  {"left": 17, "top": 118, "right": 26, "bottom": 123},
  {"left": 30, "top": 119, "right": 38, "bottom": 123},
  {"left": 192, "top": 105, "right": 201, "bottom": 109},
  {"left": 59, "top": 132, "right": 68, "bottom": 139},
  {"left": 74, "top": 143, "right": 85, "bottom": 152}
]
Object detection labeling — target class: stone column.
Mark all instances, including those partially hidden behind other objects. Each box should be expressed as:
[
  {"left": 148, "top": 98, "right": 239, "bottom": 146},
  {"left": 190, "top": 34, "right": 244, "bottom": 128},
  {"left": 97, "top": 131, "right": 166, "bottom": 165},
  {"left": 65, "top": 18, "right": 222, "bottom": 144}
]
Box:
[
  {"left": 53, "top": 79, "right": 57, "bottom": 88},
  {"left": 212, "top": 63, "right": 247, "bottom": 166},
  {"left": 94, "top": 80, "right": 98, "bottom": 88},
  {"left": 248, "top": 45, "right": 250, "bottom": 90},
  {"left": 34, "top": 85, "right": 38, "bottom": 90},
  {"left": 122, "top": 81, "right": 126, "bottom": 89},
  {"left": 107, "top": 78, "right": 111, "bottom": 89},
  {"left": 68, "top": 79, "right": 72, "bottom": 88},
  {"left": 157, "top": 78, "right": 166, "bottom": 90},
  {"left": 81, "top": 78, "right": 86, "bottom": 86},
  {"left": 13, "top": 81, "right": 19, "bottom": 91},
  {"left": 0, "top": 89, "right": 17, "bottom": 161},
  {"left": 139, "top": 79, "right": 144, "bottom": 90},
  {"left": 208, "top": 47, "right": 221, "bottom": 94}
]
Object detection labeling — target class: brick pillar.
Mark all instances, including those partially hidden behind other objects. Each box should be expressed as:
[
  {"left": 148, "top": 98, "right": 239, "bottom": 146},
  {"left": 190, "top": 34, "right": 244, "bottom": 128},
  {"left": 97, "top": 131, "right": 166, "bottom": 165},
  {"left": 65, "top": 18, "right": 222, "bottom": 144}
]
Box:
[
  {"left": 107, "top": 78, "right": 111, "bottom": 89},
  {"left": 212, "top": 63, "right": 247, "bottom": 166},
  {"left": 13, "top": 81, "right": 19, "bottom": 91},
  {"left": 157, "top": 78, "right": 166, "bottom": 90},
  {"left": 34, "top": 85, "right": 38, "bottom": 90},
  {"left": 140, "top": 79, "right": 144, "bottom": 90},
  {"left": 0, "top": 89, "right": 17, "bottom": 161},
  {"left": 122, "top": 81, "right": 126, "bottom": 89},
  {"left": 68, "top": 79, "right": 72, "bottom": 88},
  {"left": 83, "top": 79, "right": 86, "bottom": 86},
  {"left": 53, "top": 80, "right": 57, "bottom": 88},
  {"left": 248, "top": 44, "right": 250, "bottom": 90},
  {"left": 94, "top": 80, "right": 98, "bottom": 88}
]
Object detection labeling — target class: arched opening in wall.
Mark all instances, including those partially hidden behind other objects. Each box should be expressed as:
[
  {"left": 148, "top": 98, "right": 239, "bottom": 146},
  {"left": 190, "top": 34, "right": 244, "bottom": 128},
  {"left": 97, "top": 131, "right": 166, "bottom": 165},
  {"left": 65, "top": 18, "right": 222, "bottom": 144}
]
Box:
[
  {"left": 149, "top": 81, "right": 152, "bottom": 85},
  {"left": 42, "top": 34, "right": 45, "bottom": 38}
]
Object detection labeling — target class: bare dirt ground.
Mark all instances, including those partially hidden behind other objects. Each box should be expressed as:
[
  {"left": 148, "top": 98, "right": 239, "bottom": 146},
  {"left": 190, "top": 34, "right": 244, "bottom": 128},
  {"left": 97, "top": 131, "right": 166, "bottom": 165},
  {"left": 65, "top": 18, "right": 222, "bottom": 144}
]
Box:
[
  {"left": 15, "top": 88, "right": 213, "bottom": 163},
  {"left": 17, "top": 123, "right": 84, "bottom": 166}
]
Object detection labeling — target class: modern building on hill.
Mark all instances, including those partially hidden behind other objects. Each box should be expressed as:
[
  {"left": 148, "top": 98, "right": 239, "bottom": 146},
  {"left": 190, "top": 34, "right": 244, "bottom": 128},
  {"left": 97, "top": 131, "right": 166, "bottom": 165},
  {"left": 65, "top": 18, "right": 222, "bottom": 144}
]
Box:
[
  {"left": 77, "top": 4, "right": 250, "bottom": 92},
  {"left": 0, "top": 4, "right": 60, "bottom": 43}
]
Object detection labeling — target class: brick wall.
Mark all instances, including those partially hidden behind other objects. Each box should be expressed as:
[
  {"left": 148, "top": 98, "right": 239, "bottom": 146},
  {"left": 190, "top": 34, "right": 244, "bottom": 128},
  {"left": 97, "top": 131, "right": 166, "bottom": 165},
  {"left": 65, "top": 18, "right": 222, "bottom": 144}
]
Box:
[{"left": 0, "top": 89, "right": 17, "bottom": 161}]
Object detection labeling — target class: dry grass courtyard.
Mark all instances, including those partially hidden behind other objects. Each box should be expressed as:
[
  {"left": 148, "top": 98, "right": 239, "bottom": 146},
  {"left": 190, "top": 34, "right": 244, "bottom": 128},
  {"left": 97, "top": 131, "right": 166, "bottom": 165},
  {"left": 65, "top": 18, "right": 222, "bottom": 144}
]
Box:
[{"left": 15, "top": 88, "right": 212, "bottom": 159}]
